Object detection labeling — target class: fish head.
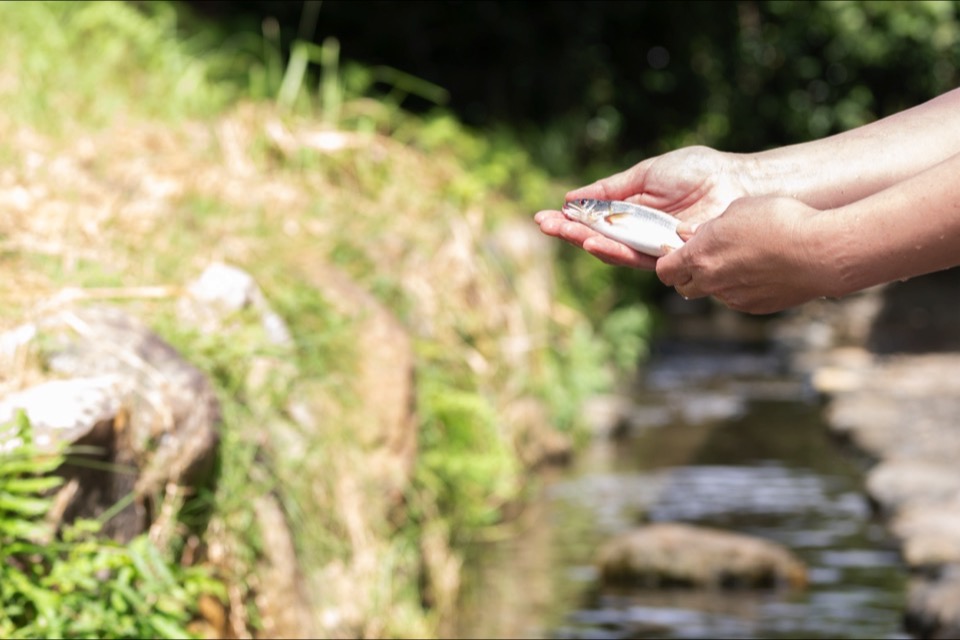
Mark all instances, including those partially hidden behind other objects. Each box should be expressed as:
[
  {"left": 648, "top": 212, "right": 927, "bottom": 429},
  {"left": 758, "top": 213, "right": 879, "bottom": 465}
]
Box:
[{"left": 561, "top": 198, "right": 608, "bottom": 224}]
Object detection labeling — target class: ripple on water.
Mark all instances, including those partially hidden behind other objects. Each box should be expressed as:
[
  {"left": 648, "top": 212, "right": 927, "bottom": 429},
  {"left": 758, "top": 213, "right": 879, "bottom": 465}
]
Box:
[{"left": 547, "top": 459, "right": 907, "bottom": 640}]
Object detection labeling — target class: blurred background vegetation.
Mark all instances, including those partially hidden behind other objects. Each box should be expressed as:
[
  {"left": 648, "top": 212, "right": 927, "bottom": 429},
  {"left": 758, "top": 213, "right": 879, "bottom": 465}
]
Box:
[
  {"left": 184, "top": 0, "right": 960, "bottom": 315},
  {"left": 190, "top": 0, "right": 960, "bottom": 172},
  {"left": 2, "top": 1, "right": 959, "bottom": 638}
]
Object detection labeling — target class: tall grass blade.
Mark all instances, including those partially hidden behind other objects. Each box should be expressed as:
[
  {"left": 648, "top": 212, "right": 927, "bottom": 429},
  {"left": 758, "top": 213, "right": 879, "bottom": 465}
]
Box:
[{"left": 278, "top": 40, "right": 311, "bottom": 108}]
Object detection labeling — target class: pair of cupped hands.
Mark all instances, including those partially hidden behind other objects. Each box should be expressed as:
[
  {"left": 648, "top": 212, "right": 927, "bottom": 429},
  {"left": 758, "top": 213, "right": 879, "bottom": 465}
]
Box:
[{"left": 534, "top": 146, "right": 826, "bottom": 315}]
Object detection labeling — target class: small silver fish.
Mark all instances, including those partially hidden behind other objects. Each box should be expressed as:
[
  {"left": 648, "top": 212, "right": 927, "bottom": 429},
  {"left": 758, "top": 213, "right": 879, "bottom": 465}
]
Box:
[{"left": 561, "top": 198, "right": 684, "bottom": 257}]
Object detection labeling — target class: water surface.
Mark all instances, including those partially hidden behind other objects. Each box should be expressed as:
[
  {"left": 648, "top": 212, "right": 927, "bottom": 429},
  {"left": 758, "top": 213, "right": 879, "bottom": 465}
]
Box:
[{"left": 457, "top": 340, "right": 909, "bottom": 639}]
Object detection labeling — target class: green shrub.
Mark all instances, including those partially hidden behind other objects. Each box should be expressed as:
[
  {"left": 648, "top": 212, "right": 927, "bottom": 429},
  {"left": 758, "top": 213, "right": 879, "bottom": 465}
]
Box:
[
  {"left": 0, "top": 412, "right": 225, "bottom": 639},
  {"left": 415, "top": 367, "right": 522, "bottom": 540}
]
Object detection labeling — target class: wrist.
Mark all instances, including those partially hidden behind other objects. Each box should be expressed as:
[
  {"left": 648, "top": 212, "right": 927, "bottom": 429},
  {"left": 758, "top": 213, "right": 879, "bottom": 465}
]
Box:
[
  {"left": 737, "top": 149, "right": 796, "bottom": 198},
  {"left": 809, "top": 204, "right": 872, "bottom": 298}
]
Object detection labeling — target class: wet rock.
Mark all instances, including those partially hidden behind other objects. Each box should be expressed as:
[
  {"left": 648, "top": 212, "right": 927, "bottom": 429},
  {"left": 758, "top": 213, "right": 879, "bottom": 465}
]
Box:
[
  {"left": 823, "top": 356, "right": 960, "bottom": 463},
  {"left": 892, "top": 503, "right": 960, "bottom": 569},
  {"left": 807, "top": 347, "right": 874, "bottom": 395},
  {"left": 771, "top": 289, "right": 884, "bottom": 358},
  {"left": 866, "top": 460, "right": 960, "bottom": 517},
  {"left": 906, "top": 564, "right": 960, "bottom": 640},
  {"left": 597, "top": 522, "right": 807, "bottom": 590},
  {"left": 789, "top": 276, "right": 960, "bottom": 637},
  {"left": 578, "top": 394, "right": 673, "bottom": 439},
  {"left": 867, "top": 269, "right": 960, "bottom": 354}
]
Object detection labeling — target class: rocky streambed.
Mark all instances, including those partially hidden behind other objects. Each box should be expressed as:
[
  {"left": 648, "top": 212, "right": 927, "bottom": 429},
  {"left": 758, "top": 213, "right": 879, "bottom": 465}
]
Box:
[
  {"left": 782, "top": 269, "right": 960, "bottom": 639},
  {"left": 459, "top": 269, "right": 960, "bottom": 640},
  {"left": 610, "top": 270, "right": 960, "bottom": 639}
]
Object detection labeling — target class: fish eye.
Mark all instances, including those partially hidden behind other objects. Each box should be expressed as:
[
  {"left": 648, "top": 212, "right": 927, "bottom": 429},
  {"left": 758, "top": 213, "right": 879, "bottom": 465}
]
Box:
[{"left": 579, "top": 199, "right": 588, "bottom": 206}]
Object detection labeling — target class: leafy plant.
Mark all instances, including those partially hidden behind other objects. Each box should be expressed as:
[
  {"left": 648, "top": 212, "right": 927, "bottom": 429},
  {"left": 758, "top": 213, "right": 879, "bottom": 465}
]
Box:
[
  {"left": 0, "top": 412, "right": 225, "bottom": 639},
  {"left": 415, "top": 368, "right": 522, "bottom": 540}
]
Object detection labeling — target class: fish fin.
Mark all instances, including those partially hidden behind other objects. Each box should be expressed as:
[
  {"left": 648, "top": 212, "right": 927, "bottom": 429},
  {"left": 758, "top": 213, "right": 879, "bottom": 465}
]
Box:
[{"left": 603, "top": 213, "right": 630, "bottom": 225}]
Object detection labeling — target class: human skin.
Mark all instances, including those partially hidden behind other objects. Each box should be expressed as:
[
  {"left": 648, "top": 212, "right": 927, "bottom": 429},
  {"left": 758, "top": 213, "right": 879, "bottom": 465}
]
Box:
[
  {"left": 657, "top": 151, "right": 960, "bottom": 314},
  {"left": 534, "top": 88, "right": 960, "bottom": 312}
]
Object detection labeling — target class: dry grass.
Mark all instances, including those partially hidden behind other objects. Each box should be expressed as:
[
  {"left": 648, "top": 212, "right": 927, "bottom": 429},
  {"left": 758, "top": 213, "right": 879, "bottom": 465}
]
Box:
[
  {"left": 0, "top": 91, "right": 591, "bottom": 636},
  {"left": 0, "top": 4, "right": 619, "bottom": 636}
]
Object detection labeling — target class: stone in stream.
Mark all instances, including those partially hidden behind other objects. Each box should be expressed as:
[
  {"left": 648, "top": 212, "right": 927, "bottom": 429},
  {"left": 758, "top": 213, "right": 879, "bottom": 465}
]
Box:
[
  {"left": 866, "top": 459, "right": 960, "bottom": 517},
  {"left": 891, "top": 502, "right": 960, "bottom": 569},
  {"left": 597, "top": 522, "right": 808, "bottom": 590},
  {"left": 906, "top": 564, "right": 960, "bottom": 640}
]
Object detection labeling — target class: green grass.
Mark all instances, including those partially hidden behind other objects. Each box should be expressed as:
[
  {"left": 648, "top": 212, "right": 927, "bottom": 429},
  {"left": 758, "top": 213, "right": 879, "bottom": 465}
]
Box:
[{"left": 0, "top": 2, "right": 236, "bottom": 133}]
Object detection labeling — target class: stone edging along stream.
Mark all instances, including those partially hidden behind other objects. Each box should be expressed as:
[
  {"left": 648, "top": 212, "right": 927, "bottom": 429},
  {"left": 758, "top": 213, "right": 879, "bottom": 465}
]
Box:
[
  {"left": 774, "top": 270, "right": 960, "bottom": 639},
  {"left": 810, "top": 351, "right": 960, "bottom": 639}
]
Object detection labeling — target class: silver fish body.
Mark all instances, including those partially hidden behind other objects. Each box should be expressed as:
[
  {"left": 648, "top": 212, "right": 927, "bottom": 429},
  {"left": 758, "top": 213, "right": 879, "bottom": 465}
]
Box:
[{"left": 561, "top": 198, "right": 683, "bottom": 257}]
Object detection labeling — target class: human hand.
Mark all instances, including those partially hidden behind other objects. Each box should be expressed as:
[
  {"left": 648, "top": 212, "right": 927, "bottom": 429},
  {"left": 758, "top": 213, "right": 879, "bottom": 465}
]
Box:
[
  {"left": 655, "top": 196, "right": 835, "bottom": 314},
  {"left": 534, "top": 146, "right": 755, "bottom": 269}
]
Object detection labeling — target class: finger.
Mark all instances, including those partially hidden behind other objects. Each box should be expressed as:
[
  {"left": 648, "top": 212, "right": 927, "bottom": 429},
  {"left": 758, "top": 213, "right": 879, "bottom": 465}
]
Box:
[
  {"left": 654, "top": 250, "right": 692, "bottom": 288},
  {"left": 556, "top": 220, "right": 603, "bottom": 247},
  {"left": 675, "top": 221, "right": 701, "bottom": 241},
  {"left": 674, "top": 278, "right": 706, "bottom": 300},
  {"left": 537, "top": 216, "right": 604, "bottom": 250},
  {"left": 534, "top": 209, "right": 564, "bottom": 225},
  {"left": 582, "top": 235, "right": 657, "bottom": 270},
  {"left": 566, "top": 162, "right": 648, "bottom": 202}
]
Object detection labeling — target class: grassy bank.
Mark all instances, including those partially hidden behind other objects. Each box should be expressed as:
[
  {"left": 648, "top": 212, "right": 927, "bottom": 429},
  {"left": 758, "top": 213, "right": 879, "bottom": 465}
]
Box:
[{"left": 0, "top": 2, "right": 649, "bottom": 637}]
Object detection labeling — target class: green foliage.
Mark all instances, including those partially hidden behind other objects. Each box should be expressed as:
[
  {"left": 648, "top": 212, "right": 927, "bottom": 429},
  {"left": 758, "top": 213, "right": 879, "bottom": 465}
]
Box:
[
  {"left": 600, "top": 303, "right": 653, "bottom": 374},
  {"left": 0, "top": 412, "right": 224, "bottom": 639},
  {"left": 0, "top": 1, "right": 239, "bottom": 132},
  {"left": 1, "top": 1, "right": 669, "bottom": 634},
  {"left": 540, "top": 320, "right": 614, "bottom": 433},
  {"left": 405, "top": 113, "right": 558, "bottom": 211},
  {"left": 415, "top": 366, "right": 522, "bottom": 540},
  {"left": 208, "top": 1, "right": 960, "bottom": 174},
  {"left": 0, "top": 413, "right": 63, "bottom": 544}
]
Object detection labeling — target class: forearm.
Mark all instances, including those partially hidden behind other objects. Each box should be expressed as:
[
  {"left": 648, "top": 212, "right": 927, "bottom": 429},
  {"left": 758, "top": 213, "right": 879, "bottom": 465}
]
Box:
[
  {"left": 819, "top": 150, "right": 960, "bottom": 295},
  {"left": 745, "top": 88, "right": 960, "bottom": 208}
]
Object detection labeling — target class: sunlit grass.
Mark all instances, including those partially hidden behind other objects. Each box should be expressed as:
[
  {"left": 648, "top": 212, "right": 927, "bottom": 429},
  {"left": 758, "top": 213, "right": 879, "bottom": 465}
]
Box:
[{"left": 0, "top": 2, "right": 238, "bottom": 134}]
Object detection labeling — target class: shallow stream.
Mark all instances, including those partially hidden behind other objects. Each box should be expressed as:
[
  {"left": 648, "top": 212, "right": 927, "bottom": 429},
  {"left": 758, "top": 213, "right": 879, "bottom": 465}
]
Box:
[{"left": 457, "top": 336, "right": 910, "bottom": 639}]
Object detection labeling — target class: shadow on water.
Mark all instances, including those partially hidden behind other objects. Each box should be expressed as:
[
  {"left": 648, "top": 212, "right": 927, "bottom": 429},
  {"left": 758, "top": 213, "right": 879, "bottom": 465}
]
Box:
[{"left": 456, "top": 335, "right": 910, "bottom": 640}]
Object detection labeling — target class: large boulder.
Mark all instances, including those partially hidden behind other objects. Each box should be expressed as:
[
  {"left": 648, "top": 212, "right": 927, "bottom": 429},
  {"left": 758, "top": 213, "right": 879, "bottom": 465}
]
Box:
[
  {"left": 0, "top": 305, "right": 220, "bottom": 543},
  {"left": 597, "top": 522, "right": 808, "bottom": 590}
]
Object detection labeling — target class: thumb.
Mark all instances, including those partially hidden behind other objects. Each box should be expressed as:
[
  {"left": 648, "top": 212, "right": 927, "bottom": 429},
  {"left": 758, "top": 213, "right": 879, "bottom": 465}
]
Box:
[
  {"left": 567, "top": 162, "right": 648, "bottom": 202},
  {"left": 654, "top": 245, "right": 687, "bottom": 287}
]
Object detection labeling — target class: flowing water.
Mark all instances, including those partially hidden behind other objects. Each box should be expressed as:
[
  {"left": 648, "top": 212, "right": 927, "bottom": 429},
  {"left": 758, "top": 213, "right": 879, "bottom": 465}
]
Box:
[{"left": 457, "top": 336, "right": 910, "bottom": 639}]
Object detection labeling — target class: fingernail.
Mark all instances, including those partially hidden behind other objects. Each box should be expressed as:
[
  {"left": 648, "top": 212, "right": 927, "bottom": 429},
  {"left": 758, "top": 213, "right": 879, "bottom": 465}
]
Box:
[{"left": 677, "top": 222, "right": 699, "bottom": 240}]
